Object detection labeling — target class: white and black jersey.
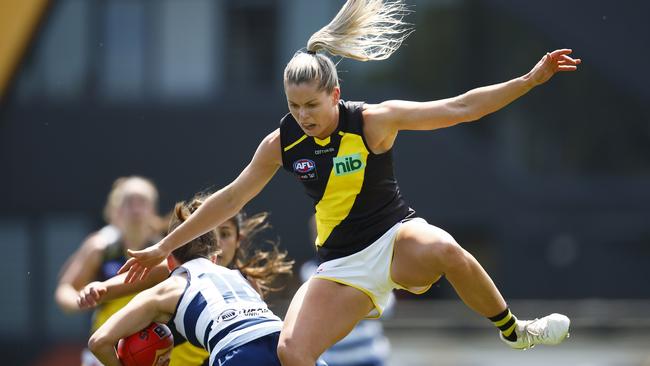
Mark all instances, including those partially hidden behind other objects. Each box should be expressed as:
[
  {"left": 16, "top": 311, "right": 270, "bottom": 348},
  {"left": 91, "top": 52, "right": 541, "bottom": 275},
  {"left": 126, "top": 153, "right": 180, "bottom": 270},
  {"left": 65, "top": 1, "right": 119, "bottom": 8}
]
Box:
[{"left": 171, "top": 258, "right": 282, "bottom": 366}]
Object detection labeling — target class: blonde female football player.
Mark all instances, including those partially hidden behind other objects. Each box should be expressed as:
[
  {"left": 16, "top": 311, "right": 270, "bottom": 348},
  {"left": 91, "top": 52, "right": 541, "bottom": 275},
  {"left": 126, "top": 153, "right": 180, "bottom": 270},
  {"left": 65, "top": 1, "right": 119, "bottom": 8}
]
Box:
[
  {"left": 119, "top": 1, "right": 581, "bottom": 365},
  {"left": 55, "top": 176, "right": 164, "bottom": 366},
  {"left": 79, "top": 197, "right": 293, "bottom": 366}
]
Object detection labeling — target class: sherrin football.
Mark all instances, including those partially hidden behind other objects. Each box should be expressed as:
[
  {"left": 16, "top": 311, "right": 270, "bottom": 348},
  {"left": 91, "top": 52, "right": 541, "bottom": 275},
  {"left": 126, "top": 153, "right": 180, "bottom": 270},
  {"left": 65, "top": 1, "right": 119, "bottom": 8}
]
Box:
[{"left": 117, "top": 323, "right": 173, "bottom": 366}]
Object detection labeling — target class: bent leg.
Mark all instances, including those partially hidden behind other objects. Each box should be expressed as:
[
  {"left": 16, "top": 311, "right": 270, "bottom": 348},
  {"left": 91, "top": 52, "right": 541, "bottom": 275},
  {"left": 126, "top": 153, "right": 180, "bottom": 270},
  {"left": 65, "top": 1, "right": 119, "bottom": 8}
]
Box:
[
  {"left": 278, "top": 278, "right": 374, "bottom": 366},
  {"left": 391, "top": 220, "right": 506, "bottom": 317},
  {"left": 391, "top": 220, "right": 570, "bottom": 348}
]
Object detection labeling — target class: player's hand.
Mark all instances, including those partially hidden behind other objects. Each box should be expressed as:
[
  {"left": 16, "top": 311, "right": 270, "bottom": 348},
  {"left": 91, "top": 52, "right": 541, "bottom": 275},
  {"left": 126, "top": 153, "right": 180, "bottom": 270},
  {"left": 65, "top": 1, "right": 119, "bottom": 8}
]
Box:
[
  {"left": 528, "top": 49, "right": 581, "bottom": 86},
  {"left": 77, "top": 281, "right": 107, "bottom": 309},
  {"left": 118, "top": 243, "right": 169, "bottom": 283}
]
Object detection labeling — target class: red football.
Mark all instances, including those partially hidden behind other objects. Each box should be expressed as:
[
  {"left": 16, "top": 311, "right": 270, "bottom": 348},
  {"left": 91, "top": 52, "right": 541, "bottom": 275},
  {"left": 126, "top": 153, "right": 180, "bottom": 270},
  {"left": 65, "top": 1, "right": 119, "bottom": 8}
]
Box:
[{"left": 117, "top": 323, "right": 174, "bottom": 366}]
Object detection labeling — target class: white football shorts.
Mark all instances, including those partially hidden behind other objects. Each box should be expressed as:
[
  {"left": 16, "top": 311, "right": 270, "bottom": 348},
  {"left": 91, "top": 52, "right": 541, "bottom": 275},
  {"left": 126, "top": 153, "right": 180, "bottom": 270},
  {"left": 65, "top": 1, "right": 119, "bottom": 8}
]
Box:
[{"left": 313, "top": 217, "right": 433, "bottom": 318}]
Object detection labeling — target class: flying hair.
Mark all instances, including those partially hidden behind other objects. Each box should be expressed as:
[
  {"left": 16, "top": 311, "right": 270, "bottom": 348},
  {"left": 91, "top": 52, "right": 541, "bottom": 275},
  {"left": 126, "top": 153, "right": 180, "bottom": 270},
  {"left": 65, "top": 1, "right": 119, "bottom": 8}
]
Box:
[
  {"left": 307, "top": 0, "right": 413, "bottom": 61},
  {"left": 284, "top": 0, "right": 413, "bottom": 93},
  {"left": 169, "top": 195, "right": 294, "bottom": 296},
  {"left": 227, "top": 211, "right": 294, "bottom": 297}
]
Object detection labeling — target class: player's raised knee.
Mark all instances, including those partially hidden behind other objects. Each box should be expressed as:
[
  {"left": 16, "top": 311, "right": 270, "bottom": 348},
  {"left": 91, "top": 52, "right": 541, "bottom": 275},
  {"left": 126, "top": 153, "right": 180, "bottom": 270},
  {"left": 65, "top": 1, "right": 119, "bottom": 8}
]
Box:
[{"left": 432, "top": 234, "right": 470, "bottom": 270}]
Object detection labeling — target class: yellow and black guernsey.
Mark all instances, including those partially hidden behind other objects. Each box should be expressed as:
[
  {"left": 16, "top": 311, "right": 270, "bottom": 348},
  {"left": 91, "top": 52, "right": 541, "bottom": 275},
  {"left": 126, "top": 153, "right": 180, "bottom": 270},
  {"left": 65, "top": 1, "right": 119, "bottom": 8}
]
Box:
[
  {"left": 280, "top": 100, "right": 411, "bottom": 262},
  {"left": 92, "top": 237, "right": 142, "bottom": 332}
]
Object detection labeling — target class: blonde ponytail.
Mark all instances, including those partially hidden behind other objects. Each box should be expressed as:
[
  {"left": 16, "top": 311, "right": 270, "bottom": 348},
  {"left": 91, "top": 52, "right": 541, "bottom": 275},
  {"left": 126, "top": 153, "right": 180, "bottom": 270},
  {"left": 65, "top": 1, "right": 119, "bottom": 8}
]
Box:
[
  {"left": 284, "top": 0, "right": 412, "bottom": 93},
  {"left": 307, "top": 0, "right": 412, "bottom": 61}
]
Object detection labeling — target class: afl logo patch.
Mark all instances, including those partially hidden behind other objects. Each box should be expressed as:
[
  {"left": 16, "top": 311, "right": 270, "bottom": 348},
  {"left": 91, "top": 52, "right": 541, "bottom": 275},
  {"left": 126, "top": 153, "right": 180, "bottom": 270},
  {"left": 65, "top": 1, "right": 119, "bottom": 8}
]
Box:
[
  {"left": 293, "top": 159, "right": 316, "bottom": 173},
  {"left": 293, "top": 159, "right": 318, "bottom": 182}
]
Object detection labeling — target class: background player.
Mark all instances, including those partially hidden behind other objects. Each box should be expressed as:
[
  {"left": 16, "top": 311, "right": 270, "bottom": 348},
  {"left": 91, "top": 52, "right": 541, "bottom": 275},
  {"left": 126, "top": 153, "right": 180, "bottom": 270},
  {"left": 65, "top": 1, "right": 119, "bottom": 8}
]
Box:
[{"left": 55, "top": 176, "right": 164, "bottom": 366}]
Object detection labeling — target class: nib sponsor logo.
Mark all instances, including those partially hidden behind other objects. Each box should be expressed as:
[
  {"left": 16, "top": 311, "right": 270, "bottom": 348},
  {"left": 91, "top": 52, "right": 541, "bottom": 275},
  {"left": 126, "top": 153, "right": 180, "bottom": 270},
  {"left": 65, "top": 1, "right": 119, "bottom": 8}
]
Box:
[{"left": 333, "top": 153, "right": 364, "bottom": 176}]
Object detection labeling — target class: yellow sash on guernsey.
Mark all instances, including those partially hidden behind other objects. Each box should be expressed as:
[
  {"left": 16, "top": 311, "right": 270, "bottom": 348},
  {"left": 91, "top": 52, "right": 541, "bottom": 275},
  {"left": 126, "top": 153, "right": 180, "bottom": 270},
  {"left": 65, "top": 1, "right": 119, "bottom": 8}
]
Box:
[{"left": 315, "top": 132, "right": 368, "bottom": 246}]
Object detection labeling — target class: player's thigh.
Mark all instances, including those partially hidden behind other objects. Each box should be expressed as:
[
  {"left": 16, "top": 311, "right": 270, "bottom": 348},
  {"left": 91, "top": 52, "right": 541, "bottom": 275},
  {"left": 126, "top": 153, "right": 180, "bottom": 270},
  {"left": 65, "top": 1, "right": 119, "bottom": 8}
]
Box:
[
  {"left": 280, "top": 278, "right": 374, "bottom": 357},
  {"left": 391, "top": 220, "right": 459, "bottom": 288}
]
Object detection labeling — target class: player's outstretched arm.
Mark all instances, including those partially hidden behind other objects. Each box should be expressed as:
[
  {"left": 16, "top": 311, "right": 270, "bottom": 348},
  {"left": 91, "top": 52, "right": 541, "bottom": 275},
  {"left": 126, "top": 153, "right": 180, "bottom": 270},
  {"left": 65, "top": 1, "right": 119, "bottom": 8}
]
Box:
[
  {"left": 119, "top": 129, "right": 283, "bottom": 283},
  {"left": 77, "top": 263, "right": 170, "bottom": 309},
  {"left": 368, "top": 49, "right": 581, "bottom": 134},
  {"left": 55, "top": 234, "right": 106, "bottom": 313}
]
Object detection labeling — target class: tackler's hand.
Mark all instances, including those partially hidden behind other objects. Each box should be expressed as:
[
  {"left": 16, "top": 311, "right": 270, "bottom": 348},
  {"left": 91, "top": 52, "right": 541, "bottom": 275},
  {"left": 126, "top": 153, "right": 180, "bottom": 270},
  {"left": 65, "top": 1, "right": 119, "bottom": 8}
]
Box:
[{"left": 118, "top": 243, "right": 169, "bottom": 283}]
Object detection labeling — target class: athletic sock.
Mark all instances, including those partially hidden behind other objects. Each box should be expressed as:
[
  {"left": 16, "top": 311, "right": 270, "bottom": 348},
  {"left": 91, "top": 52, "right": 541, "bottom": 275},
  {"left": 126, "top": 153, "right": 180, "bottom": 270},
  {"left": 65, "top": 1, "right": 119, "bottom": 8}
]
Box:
[{"left": 489, "top": 308, "right": 517, "bottom": 341}]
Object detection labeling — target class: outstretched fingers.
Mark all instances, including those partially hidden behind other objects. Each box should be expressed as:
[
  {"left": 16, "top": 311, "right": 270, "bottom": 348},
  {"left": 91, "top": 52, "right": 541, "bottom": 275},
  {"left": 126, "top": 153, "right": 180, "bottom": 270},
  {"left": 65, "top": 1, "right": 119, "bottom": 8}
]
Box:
[
  {"left": 529, "top": 48, "right": 580, "bottom": 86},
  {"left": 117, "top": 256, "right": 137, "bottom": 275},
  {"left": 126, "top": 262, "right": 145, "bottom": 284},
  {"left": 560, "top": 54, "right": 579, "bottom": 62},
  {"left": 140, "top": 267, "right": 151, "bottom": 282},
  {"left": 118, "top": 245, "right": 167, "bottom": 283},
  {"left": 549, "top": 48, "right": 573, "bottom": 58},
  {"left": 558, "top": 54, "right": 581, "bottom": 71},
  {"left": 118, "top": 250, "right": 146, "bottom": 282},
  {"left": 548, "top": 49, "right": 581, "bottom": 72},
  {"left": 557, "top": 65, "right": 578, "bottom": 71}
]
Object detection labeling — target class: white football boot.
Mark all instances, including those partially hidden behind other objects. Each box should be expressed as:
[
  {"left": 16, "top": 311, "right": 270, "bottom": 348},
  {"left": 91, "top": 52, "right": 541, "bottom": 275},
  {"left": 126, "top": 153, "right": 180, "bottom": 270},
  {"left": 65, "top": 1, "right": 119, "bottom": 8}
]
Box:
[{"left": 501, "top": 313, "right": 570, "bottom": 350}]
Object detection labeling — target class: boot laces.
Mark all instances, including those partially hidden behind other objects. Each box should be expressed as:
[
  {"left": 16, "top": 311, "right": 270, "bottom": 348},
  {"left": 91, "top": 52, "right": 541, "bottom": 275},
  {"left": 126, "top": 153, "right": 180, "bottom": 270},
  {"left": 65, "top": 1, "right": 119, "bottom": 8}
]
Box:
[{"left": 520, "top": 318, "right": 549, "bottom": 347}]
